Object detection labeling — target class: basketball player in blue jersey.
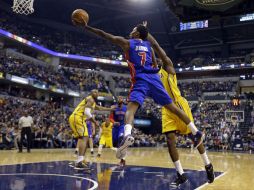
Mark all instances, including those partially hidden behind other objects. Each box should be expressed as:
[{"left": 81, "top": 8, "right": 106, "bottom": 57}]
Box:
[
  {"left": 110, "top": 96, "right": 127, "bottom": 148},
  {"left": 72, "top": 20, "right": 204, "bottom": 162}
]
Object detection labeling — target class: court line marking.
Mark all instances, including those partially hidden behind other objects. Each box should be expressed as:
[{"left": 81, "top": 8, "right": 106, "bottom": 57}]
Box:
[
  {"left": 0, "top": 173, "right": 98, "bottom": 190},
  {"left": 194, "top": 171, "right": 228, "bottom": 190},
  {"left": 0, "top": 160, "right": 71, "bottom": 167},
  {"left": 144, "top": 172, "right": 164, "bottom": 174}
]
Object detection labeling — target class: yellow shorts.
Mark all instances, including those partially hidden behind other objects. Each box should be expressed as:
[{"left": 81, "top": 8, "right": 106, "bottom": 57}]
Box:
[
  {"left": 162, "top": 97, "right": 193, "bottom": 135},
  {"left": 99, "top": 135, "right": 113, "bottom": 148},
  {"left": 69, "top": 114, "right": 88, "bottom": 138}
]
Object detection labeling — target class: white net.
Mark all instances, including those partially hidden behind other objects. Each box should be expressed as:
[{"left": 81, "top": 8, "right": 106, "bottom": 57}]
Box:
[{"left": 12, "top": 0, "right": 35, "bottom": 15}]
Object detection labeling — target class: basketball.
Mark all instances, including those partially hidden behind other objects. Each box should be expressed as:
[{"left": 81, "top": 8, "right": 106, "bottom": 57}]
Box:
[{"left": 71, "top": 9, "right": 89, "bottom": 25}]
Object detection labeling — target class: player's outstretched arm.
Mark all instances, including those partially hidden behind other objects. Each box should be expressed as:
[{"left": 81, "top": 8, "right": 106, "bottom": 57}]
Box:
[
  {"left": 95, "top": 105, "right": 115, "bottom": 112},
  {"left": 85, "top": 25, "right": 129, "bottom": 52},
  {"left": 146, "top": 31, "right": 175, "bottom": 75}
]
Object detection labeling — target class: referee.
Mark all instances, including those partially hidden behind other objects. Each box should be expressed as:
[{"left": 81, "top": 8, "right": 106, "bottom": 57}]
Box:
[{"left": 18, "top": 111, "right": 33, "bottom": 153}]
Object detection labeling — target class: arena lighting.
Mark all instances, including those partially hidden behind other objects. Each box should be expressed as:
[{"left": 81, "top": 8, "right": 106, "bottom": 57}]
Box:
[
  {"left": 33, "top": 83, "right": 47, "bottom": 90},
  {"left": 0, "top": 29, "right": 125, "bottom": 66},
  {"left": 11, "top": 75, "right": 29, "bottom": 84},
  {"left": 52, "top": 88, "right": 65, "bottom": 94},
  {"left": 97, "top": 96, "right": 105, "bottom": 101},
  {"left": 201, "top": 65, "right": 221, "bottom": 70},
  {"left": 193, "top": 67, "right": 202, "bottom": 71},
  {"left": 67, "top": 90, "right": 80, "bottom": 97},
  {"left": 134, "top": 119, "right": 151, "bottom": 126},
  {"left": 130, "top": 0, "right": 152, "bottom": 3}
]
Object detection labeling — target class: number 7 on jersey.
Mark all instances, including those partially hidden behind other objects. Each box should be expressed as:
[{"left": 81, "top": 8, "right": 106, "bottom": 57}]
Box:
[{"left": 138, "top": 52, "right": 146, "bottom": 66}]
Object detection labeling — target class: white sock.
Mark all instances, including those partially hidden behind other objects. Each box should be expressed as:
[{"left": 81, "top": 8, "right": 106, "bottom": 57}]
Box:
[
  {"left": 75, "top": 148, "right": 78, "bottom": 151},
  {"left": 200, "top": 152, "right": 210, "bottom": 166},
  {"left": 76, "top": 156, "right": 84, "bottom": 163},
  {"left": 98, "top": 144, "right": 103, "bottom": 155},
  {"left": 187, "top": 122, "right": 198, "bottom": 135},
  {"left": 91, "top": 148, "right": 94, "bottom": 152},
  {"left": 173, "top": 160, "right": 184, "bottom": 175},
  {"left": 124, "top": 124, "right": 132, "bottom": 136}
]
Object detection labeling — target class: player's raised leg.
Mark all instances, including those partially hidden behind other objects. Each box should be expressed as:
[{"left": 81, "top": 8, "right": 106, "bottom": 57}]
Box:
[
  {"left": 116, "top": 102, "right": 138, "bottom": 159},
  {"left": 164, "top": 103, "right": 204, "bottom": 148}
]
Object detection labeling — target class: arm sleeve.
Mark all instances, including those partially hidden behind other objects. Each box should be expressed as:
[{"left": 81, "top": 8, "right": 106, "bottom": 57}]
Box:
[{"left": 84, "top": 108, "right": 93, "bottom": 119}]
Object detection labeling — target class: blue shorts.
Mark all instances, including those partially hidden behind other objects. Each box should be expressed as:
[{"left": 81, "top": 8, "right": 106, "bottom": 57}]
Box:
[
  {"left": 129, "top": 73, "right": 172, "bottom": 106},
  {"left": 86, "top": 120, "right": 93, "bottom": 138},
  {"left": 112, "top": 124, "right": 124, "bottom": 144}
]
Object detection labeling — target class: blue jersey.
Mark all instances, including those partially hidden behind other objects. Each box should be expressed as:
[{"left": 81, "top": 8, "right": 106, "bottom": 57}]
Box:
[
  {"left": 112, "top": 104, "right": 127, "bottom": 126},
  {"left": 126, "top": 39, "right": 159, "bottom": 81}
]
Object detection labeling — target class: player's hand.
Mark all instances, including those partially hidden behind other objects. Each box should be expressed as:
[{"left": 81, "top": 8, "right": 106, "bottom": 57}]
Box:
[
  {"left": 72, "top": 18, "right": 87, "bottom": 27},
  {"left": 95, "top": 121, "right": 99, "bottom": 128},
  {"left": 142, "top": 21, "right": 148, "bottom": 28},
  {"left": 110, "top": 105, "right": 117, "bottom": 111}
]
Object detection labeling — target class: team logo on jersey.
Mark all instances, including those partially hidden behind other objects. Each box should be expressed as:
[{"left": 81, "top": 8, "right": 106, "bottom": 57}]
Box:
[{"left": 195, "top": 0, "right": 235, "bottom": 6}]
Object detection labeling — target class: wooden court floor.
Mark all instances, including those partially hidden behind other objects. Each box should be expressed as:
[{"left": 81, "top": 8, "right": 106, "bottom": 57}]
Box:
[{"left": 0, "top": 148, "right": 253, "bottom": 190}]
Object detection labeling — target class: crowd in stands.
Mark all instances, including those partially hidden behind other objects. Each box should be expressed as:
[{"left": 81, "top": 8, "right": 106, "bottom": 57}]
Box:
[
  {"left": 0, "top": 93, "right": 253, "bottom": 152},
  {"left": 0, "top": 55, "right": 110, "bottom": 92},
  {"left": 62, "top": 67, "right": 109, "bottom": 92},
  {"left": 0, "top": 95, "right": 160, "bottom": 150},
  {"left": 113, "top": 75, "right": 237, "bottom": 99},
  {"left": 0, "top": 55, "right": 72, "bottom": 89},
  {"left": 179, "top": 81, "right": 236, "bottom": 98},
  {"left": 0, "top": 97, "right": 71, "bottom": 150},
  {"left": 174, "top": 49, "right": 254, "bottom": 69},
  {"left": 1, "top": 10, "right": 254, "bottom": 68},
  {"left": 134, "top": 99, "right": 254, "bottom": 151},
  {"left": 0, "top": 11, "right": 122, "bottom": 60},
  {"left": 0, "top": 85, "right": 38, "bottom": 101},
  {"left": 113, "top": 76, "right": 131, "bottom": 89}
]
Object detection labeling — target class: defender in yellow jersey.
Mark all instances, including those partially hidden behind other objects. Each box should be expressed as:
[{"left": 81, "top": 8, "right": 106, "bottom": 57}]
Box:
[
  {"left": 69, "top": 96, "right": 96, "bottom": 138},
  {"left": 98, "top": 118, "right": 113, "bottom": 157},
  {"left": 146, "top": 24, "right": 214, "bottom": 187},
  {"left": 159, "top": 68, "right": 193, "bottom": 135},
  {"left": 69, "top": 89, "right": 114, "bottom": 170}
]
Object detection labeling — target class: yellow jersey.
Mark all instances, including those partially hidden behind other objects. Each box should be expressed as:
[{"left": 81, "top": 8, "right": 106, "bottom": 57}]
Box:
[
  {"left": 159, "top": 68, "right": 181, "bottom": 102},
  {"left": 72, "top": 95, "right": 96, "bottom": 117},
  {"left": 101, "top": 122, "right": 113, "bottom": 138}
]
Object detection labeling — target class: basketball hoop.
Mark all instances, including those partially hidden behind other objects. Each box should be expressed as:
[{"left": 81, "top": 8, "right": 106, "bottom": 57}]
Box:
[{"left": 12, "top": 0, "right": 35, "bottom": 15}]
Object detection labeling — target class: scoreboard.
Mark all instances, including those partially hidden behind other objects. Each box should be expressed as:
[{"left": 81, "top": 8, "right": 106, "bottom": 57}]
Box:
[{"left": 180, "top": 20, "right": 208, "bottom": 31}]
